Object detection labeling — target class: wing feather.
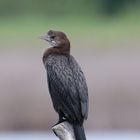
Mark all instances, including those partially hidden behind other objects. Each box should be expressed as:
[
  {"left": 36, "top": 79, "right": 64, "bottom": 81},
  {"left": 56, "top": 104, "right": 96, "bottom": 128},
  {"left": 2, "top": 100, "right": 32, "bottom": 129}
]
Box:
[
  {"left": 45, "top": 54, "right": 88, "bottom": 123},
  {"left": 68, "top": 55, "right": 88, "bottom": 119}
]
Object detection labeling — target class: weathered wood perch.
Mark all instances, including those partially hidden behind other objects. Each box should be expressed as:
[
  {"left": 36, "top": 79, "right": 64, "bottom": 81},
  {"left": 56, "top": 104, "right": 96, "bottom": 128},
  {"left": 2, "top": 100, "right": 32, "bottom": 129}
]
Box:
[{"left": 52, "top": 121, "right": 75, "bottom": 140}]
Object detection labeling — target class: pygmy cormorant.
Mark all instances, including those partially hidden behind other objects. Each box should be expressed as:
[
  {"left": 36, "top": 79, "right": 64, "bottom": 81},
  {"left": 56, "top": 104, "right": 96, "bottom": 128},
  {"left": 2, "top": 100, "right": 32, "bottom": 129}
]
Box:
[{"left": 40, "top": 30, "right": 88, "bottom": 140}]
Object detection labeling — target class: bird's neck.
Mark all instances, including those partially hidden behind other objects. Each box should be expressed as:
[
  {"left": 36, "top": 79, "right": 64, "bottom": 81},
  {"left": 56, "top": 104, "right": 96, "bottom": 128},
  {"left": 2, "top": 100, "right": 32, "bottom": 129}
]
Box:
[{"left": 43, "top": 45, "right": 70, "bottom": 63}]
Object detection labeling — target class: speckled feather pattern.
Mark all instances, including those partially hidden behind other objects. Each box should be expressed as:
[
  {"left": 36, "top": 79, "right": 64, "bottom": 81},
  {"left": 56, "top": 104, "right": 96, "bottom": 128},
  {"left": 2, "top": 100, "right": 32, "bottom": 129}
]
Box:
[{"left": 44, "top": 54, "right": 88, "bottom": 124}]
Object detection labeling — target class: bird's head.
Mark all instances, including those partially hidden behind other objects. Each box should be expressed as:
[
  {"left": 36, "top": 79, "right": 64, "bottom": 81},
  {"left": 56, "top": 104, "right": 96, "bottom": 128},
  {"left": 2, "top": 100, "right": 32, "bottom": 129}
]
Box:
[{"left": 40, "top": 30, "right": 70, "bottom": 49}]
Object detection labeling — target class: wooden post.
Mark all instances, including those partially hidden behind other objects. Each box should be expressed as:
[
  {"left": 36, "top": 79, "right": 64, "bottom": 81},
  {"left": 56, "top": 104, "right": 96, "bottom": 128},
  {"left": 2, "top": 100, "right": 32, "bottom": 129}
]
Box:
[{"left": 52, "top": 121, "right": 75, "bottom": 140}]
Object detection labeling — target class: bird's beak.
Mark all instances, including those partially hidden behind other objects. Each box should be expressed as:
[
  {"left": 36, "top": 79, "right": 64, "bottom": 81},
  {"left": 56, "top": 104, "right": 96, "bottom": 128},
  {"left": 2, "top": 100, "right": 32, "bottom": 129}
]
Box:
[
  {"left": 39, "top": 35, "right": 45, "bottom": 40},
  {"left": 39, "top": 34, "right": 50, "bottom": 42}
]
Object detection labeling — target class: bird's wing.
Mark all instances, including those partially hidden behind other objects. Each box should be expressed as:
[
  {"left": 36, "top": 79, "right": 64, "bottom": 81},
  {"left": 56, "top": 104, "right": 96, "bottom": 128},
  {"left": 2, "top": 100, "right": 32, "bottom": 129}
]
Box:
[
  {"left": 46, "top": 55, "right": 84, "bottom": 123},
  {"left": 69, "top": 55, "right": 88, "bottom": 120}
]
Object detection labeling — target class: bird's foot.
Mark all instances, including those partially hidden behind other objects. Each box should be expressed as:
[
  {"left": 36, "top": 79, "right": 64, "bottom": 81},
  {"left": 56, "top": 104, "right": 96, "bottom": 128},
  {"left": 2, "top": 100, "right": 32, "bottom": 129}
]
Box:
[{"left": 52, "top": 118, "right": 66, "bottom": 127}]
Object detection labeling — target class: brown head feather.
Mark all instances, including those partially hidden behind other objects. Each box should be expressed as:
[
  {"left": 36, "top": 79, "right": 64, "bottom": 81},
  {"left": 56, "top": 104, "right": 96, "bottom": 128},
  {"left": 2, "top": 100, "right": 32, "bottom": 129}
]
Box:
[{"left": 41, "top": 30, "right": 70, "bottom": 62}]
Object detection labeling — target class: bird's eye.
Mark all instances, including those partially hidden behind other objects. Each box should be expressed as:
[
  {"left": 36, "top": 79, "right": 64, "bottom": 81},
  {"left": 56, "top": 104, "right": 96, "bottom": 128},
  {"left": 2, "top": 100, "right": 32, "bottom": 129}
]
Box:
[{"left": 51, "top": 36, "right": 55, "bottom": 39}]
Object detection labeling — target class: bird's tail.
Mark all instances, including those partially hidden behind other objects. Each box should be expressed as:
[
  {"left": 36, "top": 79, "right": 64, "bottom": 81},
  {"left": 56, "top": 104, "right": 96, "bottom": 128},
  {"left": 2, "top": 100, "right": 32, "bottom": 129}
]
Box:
[{"left": 73, "top": 124, "right": 86, "bottom": 140}]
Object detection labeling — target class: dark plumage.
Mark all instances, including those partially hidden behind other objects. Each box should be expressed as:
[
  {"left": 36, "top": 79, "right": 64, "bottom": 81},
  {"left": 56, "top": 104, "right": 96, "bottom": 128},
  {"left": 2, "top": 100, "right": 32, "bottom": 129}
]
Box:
[{"left": 40, "top": 30, "right": 88, "bottom": 140}]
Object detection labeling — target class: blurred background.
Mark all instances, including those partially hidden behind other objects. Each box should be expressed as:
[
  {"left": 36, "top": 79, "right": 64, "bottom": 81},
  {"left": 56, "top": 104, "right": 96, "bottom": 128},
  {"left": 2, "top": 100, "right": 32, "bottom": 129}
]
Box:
[{"left": 0, "top": 0, "right": 140, "bottom": 139}]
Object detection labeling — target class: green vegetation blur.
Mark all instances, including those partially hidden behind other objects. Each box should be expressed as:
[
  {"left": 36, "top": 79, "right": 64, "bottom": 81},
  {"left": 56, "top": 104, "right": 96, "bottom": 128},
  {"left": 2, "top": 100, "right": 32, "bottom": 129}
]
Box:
[{"left": 0, "top": 0, "right": 140, "bottom": 40}]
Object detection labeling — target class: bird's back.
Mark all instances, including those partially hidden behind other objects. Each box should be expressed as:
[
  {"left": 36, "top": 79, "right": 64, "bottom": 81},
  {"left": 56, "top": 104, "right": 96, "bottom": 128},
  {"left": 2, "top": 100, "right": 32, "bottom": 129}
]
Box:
[{"left": 44, "top": 54, "right": 88, "bottom": 123}]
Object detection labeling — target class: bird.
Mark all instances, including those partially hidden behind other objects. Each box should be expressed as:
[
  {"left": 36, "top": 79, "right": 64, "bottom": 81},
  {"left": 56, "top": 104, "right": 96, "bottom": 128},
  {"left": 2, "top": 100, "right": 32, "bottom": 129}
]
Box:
[{"left": 40, "top": 30, "right": 88, "bottom": 140}]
